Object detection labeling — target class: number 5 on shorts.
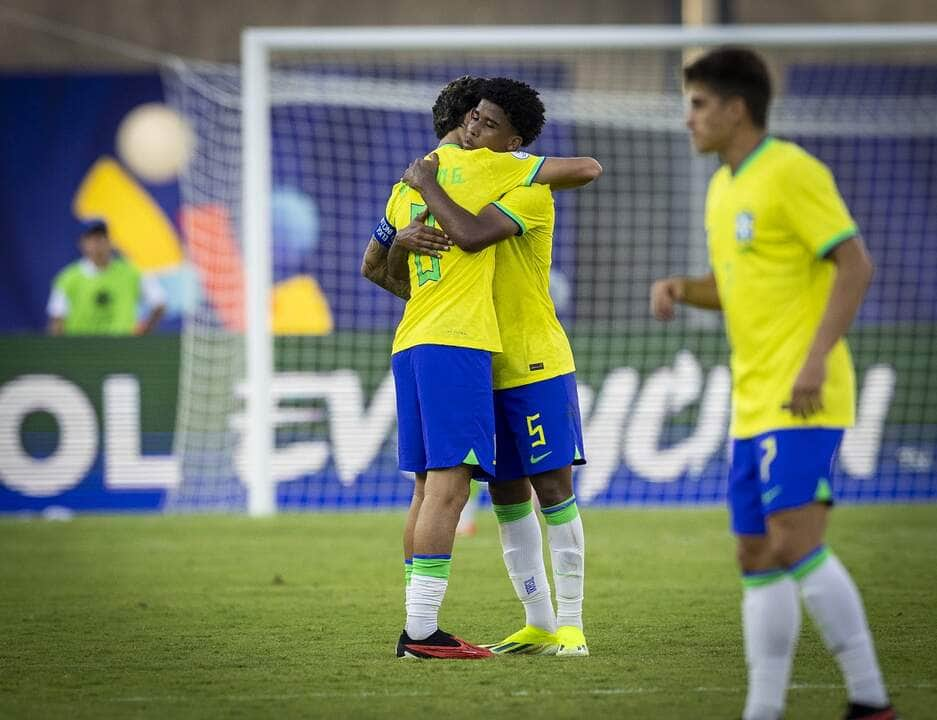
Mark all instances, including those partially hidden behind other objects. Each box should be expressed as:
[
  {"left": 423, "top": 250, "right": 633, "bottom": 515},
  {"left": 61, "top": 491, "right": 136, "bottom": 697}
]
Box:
[{"left": 527, "top": 413, "right": 546, "bottom": 448}]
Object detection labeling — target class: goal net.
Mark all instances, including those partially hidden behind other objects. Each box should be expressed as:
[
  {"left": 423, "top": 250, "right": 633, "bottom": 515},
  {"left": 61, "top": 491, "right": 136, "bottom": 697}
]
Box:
[{"left": 163, "top": 26, "right": 937, "bottom": 514}]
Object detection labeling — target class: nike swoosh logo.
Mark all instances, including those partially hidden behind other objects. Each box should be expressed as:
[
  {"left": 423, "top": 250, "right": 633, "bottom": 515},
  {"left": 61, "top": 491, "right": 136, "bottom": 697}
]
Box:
[
  {"left": 761, "top": 486, "right": 782, "bottom": 505},
  {"left": 530, "top": 451, "right": 553, "bottom": 464}
]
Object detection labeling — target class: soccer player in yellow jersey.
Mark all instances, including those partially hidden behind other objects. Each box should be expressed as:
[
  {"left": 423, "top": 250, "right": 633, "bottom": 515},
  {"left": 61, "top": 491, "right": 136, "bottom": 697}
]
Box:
[
  {"left": 650, "top": 48, "right": 893, "bottom": 720},
  {"left": 402, "top": 77, "right": 599, "bottom": 658},
  {"left": 361, "top": 76, "right": 599, "bottom": 659}
]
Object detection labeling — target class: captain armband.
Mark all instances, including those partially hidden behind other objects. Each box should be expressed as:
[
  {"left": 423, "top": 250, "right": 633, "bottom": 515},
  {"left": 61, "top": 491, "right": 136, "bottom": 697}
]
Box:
[{"left": 372, "top": 216, "right": 397, "bottom": 249}]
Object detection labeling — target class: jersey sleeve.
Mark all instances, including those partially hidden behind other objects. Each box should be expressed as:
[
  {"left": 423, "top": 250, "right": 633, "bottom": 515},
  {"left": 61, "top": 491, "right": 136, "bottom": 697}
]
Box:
[
  {"left": 484, "top": 150, "right": 545, "bottom": 197},
  {"left": 783, "top": 153, "right": 858, "bottom": 257},
  {"left": 47, "top": 268, "right": 71, "bottom": 317},
  {"left": 47, "top": 287, "right": 68, "bottom": 318},
  {"left": 382, "top": 183, "right": 406, "bottom": 228},
  {"left": 371, "top": 183, "right": 405, "bottom": 247},
  {"left": 141, "top": 274, "right": 167, "bottom": 308},
  {"left": 492, "top": 184, "right": 552, "bottom": 237}
]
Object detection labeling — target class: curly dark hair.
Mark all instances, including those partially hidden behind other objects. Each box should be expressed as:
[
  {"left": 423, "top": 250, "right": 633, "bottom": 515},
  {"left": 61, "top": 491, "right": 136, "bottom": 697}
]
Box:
[
  {"left": 432, "top": 75, "right": 485, "bottom": 139},
  {"left": 479, "top": 77, "right": 546, "bottom": 147},
  {"left": 684, "top": 47, "right": 772, "bottom": 128}
]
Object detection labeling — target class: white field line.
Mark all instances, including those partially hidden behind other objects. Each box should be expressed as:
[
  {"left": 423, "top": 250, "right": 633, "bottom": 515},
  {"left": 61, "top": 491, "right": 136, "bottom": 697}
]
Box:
[{"left": 109, "top": 682, "right": 935, "bottom": 703}]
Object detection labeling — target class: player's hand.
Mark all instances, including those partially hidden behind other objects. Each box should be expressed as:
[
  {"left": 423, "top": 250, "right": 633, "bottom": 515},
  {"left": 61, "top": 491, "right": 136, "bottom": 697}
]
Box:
[
  {"left": 394, "top": 209, "right": 451, "bottom": 257},
  {"left": 402, "top": 153, "right": 440, "bottom": 191},
  {"left": 650, "top": 277, "right": 685, "bottom": 321},
  {"left": 784, "top": 355, "right": 826, "bottom": 418}
]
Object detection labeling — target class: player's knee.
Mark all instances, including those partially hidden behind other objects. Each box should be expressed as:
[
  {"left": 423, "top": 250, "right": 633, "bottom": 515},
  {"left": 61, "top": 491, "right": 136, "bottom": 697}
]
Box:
[
  {"left": 427, "top": 481, "right": 470, "bottom": 513},
  {"left": 447, "top": 483, "right": 471, "bottom": 510},
  {"left": 735, "top": 537, "right": 775, "bottom": 573},
  {"left": 768, "top": 532, "right": 811, "bottom": 569},
  {"left": 735, "top": 543, "right": 755, "bottom": 571},
  {"left": 534, "top": 483, "right": 568, "bottom": 509},
  {"left": 489, "top": 478, "right": 530, "bottom": 506},
  {"left": 530, "top": 468, "right": 572, "bottom": 507},
  {"left": 766, "top": 504, "right": 828, "bottom": 567}
]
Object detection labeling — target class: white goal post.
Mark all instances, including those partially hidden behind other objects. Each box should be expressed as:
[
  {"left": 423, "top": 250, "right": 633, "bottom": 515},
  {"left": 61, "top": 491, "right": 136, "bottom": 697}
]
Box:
[{"left": 182, "top": 23, "right": 937, "bottom": 516}]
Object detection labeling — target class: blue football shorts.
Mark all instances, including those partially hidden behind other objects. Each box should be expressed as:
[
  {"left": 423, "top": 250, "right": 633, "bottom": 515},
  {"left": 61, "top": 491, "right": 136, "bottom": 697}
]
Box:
[
  {"left": 728, "top": 427, "right": 844, "bottom": 535},
  {"left": 391, "top": 344, "right": 495, "bottom": 476},
  {"left": 490, "top": 372, "right": 586, "bottom": 482}
]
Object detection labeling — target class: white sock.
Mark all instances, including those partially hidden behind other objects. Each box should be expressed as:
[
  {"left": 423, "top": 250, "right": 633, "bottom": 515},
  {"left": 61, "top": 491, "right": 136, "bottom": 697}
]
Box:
[
  {"left": 405, "top": 574, "right": 448, "bottom": 641},
  {"left": 497, "top": 509, "right": 555, "bottom": 632},
  {"left": 795, "top": 548, "right": 889, "bottom": 708},
  {"left": 545, "top": 511, "right": 585, "bottom": 629},
  {"left": 742, "top": 573, "right": 800, "bottom": 720}
]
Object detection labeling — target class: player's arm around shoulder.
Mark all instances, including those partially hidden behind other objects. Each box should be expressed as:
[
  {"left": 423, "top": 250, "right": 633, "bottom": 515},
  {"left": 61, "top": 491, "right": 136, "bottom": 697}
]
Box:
[
  {"left": 443, "top": 182, "right": 550, "bottom": 253},
  {"left": 361, "top": 201, "right": 451, "bottom": 300},
  {"left": 486, "top": 183, "right": 551, "bottom": 242},
  {"left": 402, "top": 153, "right": 516, "bottom": 253},
  {"left": 534, "top": 156, "right": 603, "bottom": 190}
]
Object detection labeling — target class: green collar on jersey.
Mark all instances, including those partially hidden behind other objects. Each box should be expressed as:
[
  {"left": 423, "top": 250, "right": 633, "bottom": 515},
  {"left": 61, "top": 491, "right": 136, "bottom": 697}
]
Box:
[{"left": 733, "top": 134, "right": 774, "bottom": 178}]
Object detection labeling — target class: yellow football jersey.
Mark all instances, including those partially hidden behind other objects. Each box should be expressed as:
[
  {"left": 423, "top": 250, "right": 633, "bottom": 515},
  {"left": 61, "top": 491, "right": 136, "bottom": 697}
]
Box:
[
  {"left": 706, "top": 137, "right": 859, "bottom": 438},
  {"left": 388, "top": 145, "right": 544, "bottom": 355},
  {"left": 490, "top": 183, "right": 575, "bottom": 390}
]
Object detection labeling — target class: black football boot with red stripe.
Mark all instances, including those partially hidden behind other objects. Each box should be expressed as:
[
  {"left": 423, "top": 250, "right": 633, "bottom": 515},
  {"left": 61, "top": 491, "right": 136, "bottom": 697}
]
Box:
[
  {"left": 396, "top": 628, "right": 493, "bottom": 659},
  {"left": 844, "top": 702, "right": 900, "bottom": 720}
]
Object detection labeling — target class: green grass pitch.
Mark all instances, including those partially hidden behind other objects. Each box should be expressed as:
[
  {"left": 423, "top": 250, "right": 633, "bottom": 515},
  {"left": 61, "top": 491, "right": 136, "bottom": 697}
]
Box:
[{"left": 1, "top": 505, "right": 935, "bottom": 719}]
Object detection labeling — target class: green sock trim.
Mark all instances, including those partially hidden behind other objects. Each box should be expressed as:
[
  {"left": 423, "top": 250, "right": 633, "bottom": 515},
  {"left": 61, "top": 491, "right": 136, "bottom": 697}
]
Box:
[
  {"left": 789, "top": 546, "right": 830, "bottom": 581},
  {"left": 815, "top": 478, "right": 832, "bottom": 502},
  {"left": 741, "top": 569, "right": 787, "bottom": 588},
  {"left": 492, "top": 500, "right": 533, "bottom": 524},
  {"left": 404, "top": 560, "right": 412, "bottom": 586},
  {"left": 468, "top": 479, "right": 480, "bottom": 500},
  {"left": 412, "top": 556, "right": 451, "bottom": 580},
  {"left": 542, "top": 495, "right": 579, "bottom": 526}
]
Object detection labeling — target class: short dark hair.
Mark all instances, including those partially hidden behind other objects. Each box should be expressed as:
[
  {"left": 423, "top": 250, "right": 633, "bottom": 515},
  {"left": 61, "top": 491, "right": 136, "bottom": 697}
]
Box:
[
  {"left": 683, "top": 47, "right": 772, "bottom": 128},
  {"left": 479, "top": 77, "right": 546, "bottom": 147},
  {"left": 79, "top": 218, "right": 108, "bottom": 238},
  {"left": 432, "top": 75, "right": 484, "bottom": 139}
]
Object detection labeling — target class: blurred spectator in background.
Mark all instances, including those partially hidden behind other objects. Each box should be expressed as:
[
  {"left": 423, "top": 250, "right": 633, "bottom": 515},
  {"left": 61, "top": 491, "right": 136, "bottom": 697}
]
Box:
[{"left": 46, "top": 219, "right": 166, "bottom": 335}]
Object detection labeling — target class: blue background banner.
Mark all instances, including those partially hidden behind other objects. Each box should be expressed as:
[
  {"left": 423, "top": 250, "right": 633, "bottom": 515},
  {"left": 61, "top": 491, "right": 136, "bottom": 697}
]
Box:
[
  {"left": 0, "top": 73, "right": 182, "bottom": 332},
  {"left": 0, "top": 70, "right": 935, "bottom": 512},
  {"left": 1, "top": 335, "right": 934, "bottom": 513}
]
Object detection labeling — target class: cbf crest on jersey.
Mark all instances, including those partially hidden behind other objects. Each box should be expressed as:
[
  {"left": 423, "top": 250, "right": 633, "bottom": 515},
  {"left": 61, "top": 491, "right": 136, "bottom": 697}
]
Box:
[{"left": 735, "top": 210, "right": 755, "bottom": 251}]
